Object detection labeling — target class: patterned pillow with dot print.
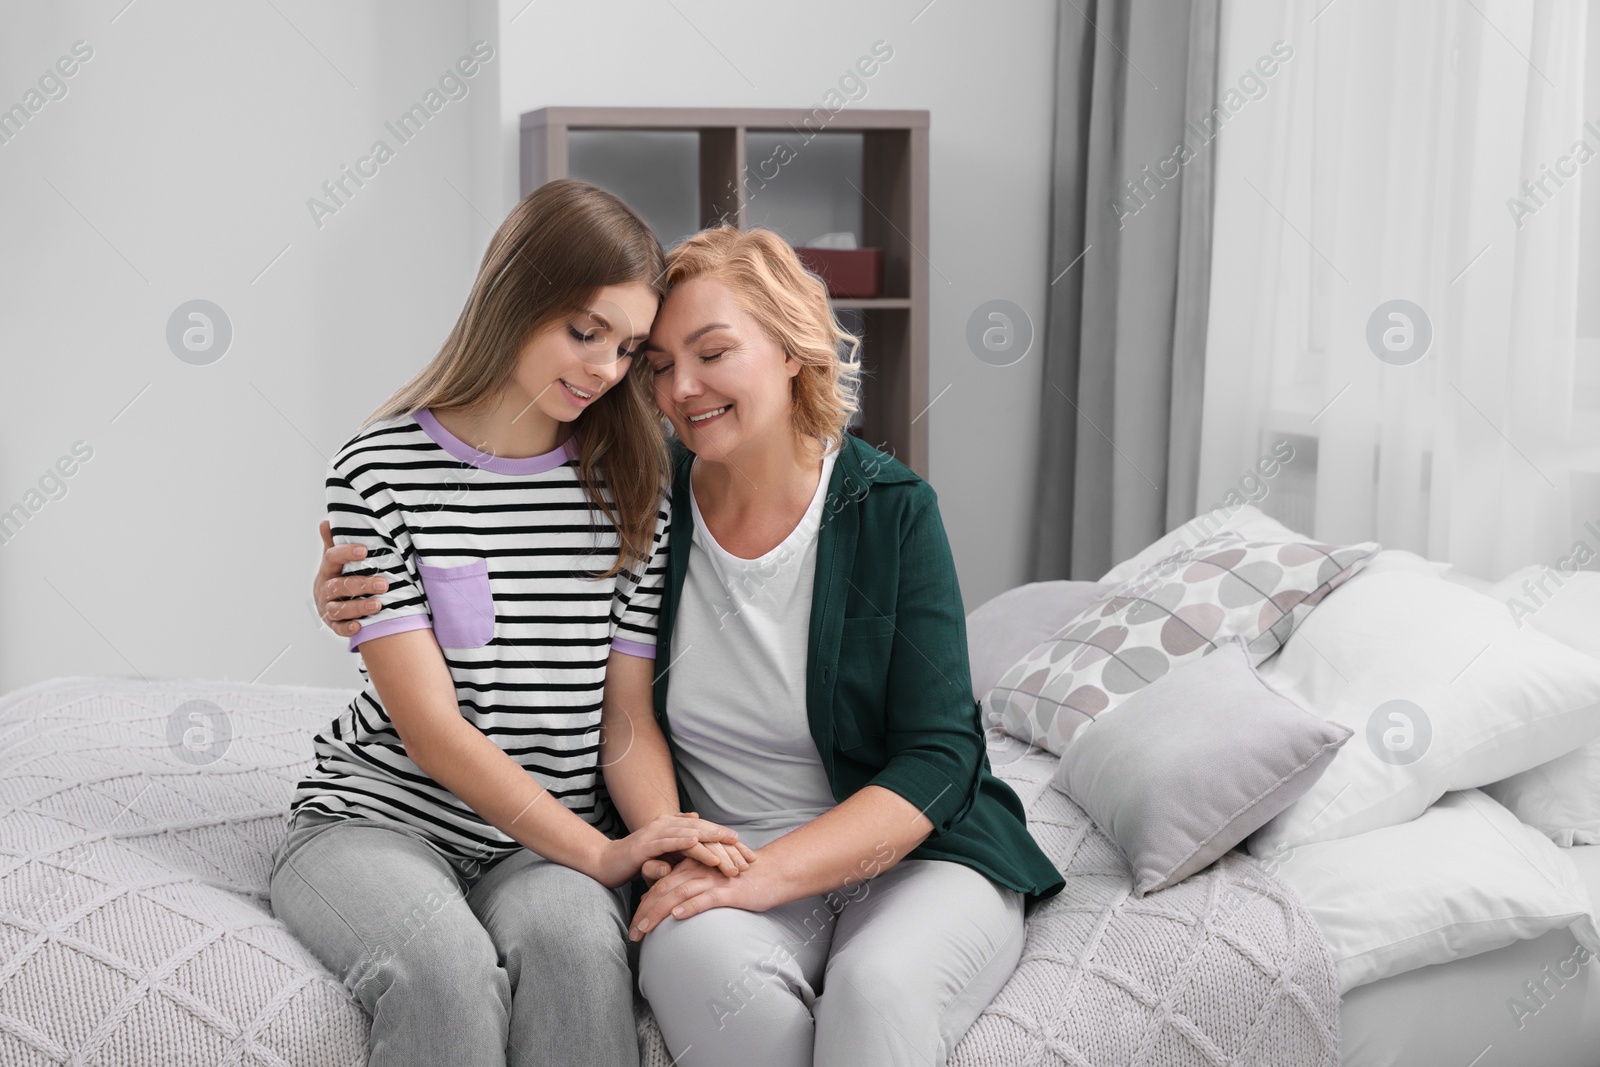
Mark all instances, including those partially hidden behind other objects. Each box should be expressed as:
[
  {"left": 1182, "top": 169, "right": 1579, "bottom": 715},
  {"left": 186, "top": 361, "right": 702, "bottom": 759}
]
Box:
[{"left": 987, "top": 530, "right": 1379, "bottom": 757}]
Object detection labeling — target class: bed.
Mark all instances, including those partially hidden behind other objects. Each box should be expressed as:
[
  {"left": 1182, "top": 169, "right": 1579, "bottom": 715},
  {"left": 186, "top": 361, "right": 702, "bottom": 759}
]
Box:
[
  {"left": 4, "top": 513, "right": 1597, "bottom": 1065},
  {"left": 0, "top": 674, "right": 1339, "bottom": 1067},
  {"left": 1, "top": 674, "right": 1594, "bottom": 1065}
]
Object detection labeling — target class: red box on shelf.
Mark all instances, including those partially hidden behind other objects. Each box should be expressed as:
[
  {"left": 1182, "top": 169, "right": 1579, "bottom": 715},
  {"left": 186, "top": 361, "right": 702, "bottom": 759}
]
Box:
[{"left": 795, "top": 247, "right": 883, "bottom": 299}]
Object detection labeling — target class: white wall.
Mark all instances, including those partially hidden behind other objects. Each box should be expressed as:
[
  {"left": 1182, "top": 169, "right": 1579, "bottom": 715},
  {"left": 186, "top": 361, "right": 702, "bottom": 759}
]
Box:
[
  {"left": 0, "top": 0, "right": 1059, "bottom": 694},
  {"left": 0, "top": 0, "right": 496, "bottom": 693}
]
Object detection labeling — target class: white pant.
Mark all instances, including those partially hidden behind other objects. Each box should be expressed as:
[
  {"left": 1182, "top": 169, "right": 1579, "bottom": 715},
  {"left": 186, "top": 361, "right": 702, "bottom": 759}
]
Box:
[{"left": 637, "top": 858, "right": 1025, "bottom": 1067}]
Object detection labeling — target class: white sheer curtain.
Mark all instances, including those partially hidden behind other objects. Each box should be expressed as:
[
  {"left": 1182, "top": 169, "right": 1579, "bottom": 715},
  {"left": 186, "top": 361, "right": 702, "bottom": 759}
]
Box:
[{"left": 1200, "top": 0, "right": 1595, "bottom": 584}]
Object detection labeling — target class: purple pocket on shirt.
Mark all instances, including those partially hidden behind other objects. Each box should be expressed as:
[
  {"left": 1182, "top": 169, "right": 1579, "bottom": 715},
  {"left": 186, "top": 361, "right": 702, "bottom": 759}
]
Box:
[{"left": 418, "top": 557, "right": 495, "bottom": 648}]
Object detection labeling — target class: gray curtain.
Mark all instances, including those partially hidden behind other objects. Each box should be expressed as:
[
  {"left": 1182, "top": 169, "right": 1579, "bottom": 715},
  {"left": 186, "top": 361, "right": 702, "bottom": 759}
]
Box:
[{"left": 1030, "top": 0, "right": 1220, "bottom": 581}]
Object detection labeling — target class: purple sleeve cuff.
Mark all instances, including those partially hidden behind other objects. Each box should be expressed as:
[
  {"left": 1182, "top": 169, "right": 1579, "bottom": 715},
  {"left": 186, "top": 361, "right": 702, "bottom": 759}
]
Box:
[
  {"left": 610, "top": 637, "right": 657, "bottom": 660},
  {"left": 349, "top": 613, "right": 433, "bottom": 652}
]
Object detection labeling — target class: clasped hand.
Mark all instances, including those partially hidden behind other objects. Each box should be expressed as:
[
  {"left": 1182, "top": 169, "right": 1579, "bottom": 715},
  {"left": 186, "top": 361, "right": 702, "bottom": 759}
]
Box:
[
  {"left": 628, "top": 853, "right": 779, "bottom": 941},
  {"left": 597, "top": 811, "right": 759, "bottom": 889}
]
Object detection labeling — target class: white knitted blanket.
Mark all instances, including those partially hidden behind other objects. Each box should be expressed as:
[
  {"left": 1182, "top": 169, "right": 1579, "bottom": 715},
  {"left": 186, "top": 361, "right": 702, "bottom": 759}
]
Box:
[{"left": 0, "top": 677, "right": 1339, "bottom": 1066}]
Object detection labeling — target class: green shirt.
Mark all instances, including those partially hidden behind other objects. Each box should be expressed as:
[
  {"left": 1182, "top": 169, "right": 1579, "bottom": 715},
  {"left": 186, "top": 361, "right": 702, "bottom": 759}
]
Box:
[{"left": 651, "top": 434, "right": 1065, "bottom": 906}]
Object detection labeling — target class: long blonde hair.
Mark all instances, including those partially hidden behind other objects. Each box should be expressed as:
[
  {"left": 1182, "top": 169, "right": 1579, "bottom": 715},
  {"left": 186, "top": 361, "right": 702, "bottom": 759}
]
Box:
[
  {"left": 366, "top": 179, "right": 669, "bottom": 577},
  {"left": 664, "top": 226, "right": 861, "bottom": 452}
]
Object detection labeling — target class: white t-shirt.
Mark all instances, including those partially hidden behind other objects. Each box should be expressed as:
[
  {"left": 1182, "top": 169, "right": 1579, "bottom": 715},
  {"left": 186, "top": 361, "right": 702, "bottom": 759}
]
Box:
[
  {"left": 291, "top": 408, "right": 670, "bottom": 863},
  {"left": 664, "top": 446, "right": 840, "bottom": 848}
]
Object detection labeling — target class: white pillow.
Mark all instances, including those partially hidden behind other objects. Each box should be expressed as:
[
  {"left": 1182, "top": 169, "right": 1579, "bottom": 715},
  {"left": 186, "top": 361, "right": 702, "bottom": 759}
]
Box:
[
  {"left": 1492, "top": 566, "right": 1600, "bottom": 658},
  {"left": 1429, "top": 560, "right": 1496, "bottom": 594},
  {"left": 1485, "top": 744, "right": 1600, "bottom": 847},
  {"left": 1263, "top": 788, "right": 1600, "bottom": 992},
  {"left": 990, "top": 531, "right": 1378, "bottom": 757},
  {"left": 1247, "top": 550, "right": 1600, "bottom": 853},
  {"left": 1097, "top": 503, "right": 1300, "bottom": 585},
  {"left": 1482, "top": 568, "right": 1600, "bottom": 845}
]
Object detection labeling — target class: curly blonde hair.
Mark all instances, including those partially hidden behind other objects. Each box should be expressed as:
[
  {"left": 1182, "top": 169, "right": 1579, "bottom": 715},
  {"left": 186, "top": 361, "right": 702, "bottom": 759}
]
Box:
[{"left": 664, "top": 226, "right": 861, "bottom": 452}]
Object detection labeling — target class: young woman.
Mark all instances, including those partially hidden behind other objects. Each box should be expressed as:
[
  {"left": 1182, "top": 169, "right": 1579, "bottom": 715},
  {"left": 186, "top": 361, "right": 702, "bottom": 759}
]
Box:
[
  {"left": 276, "top": 179, "right": 755, "bottom": 1067},
  {"left": 315, "top": 223, "right": 1064, "bottom": 1066}
]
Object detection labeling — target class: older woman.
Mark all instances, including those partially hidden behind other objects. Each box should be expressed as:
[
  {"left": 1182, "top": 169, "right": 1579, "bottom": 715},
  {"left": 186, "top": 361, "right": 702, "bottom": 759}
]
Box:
[{"left": 314, "top": 225, "right": 1063, "bottom": 1066}]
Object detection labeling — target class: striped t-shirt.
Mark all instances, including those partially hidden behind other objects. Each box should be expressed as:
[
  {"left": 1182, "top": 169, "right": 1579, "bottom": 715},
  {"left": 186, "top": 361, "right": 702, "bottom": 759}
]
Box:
[{"left": 290, "top": 407, "right": 670, "bottom": 864}]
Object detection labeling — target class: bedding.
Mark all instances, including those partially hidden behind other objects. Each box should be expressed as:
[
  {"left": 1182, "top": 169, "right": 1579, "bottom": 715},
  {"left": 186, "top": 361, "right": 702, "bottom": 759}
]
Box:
[
  {"left": 1096, "top": 503, "right": 1302, "bottom": 586},
  {"left": 1485, "top": 741, "right": 1600, "bottom": 847},
  {"left": 1261, "top": 788, "right": 1599, "bottom": 992},
  {"left": 942, "top": 733, "right": 1339, "bottom": 1067},
  {"left": 965, "top": 579, "right": 1116, "bottom": 700},
  {"left": 1483, "top": 567, "right": 1600, "bottom": 846},
  {"left": 0, "top": 675, "right": 1343, "bottom": 1067},
  {"left": 0, "top": 677, "right": 367, "bottom": 1066},
  {"left": 989, "top": 530, "right": 1376, "bottom": 756},
  {"left": 1051, "top": 636, "right": 1352, "bottom": 896},
  {"left": 1338, "top": 845, "right": 1600, "bottom": 1067},
  {"left": 1249, "top": 550, "right": 1600, "bottom": 854},
  {"left": 1492, "top": 566, "right": 1600, "bottom": 659}
]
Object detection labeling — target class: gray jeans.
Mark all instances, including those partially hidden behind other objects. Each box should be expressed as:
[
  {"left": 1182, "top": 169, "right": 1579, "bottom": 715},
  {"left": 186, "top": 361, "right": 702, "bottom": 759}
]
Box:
[
  {"left": 269, "top": 808, "right": 637, "bottom": 1067},
  {"left": 637, "top": 857, "right": 1025, "bottom": 1067}
]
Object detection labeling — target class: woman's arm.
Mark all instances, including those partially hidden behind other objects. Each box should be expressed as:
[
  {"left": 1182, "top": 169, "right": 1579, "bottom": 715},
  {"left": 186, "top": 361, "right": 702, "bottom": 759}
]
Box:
[
  {"left": 601, "top": 649, "right": 755, "bottom": 878},
  {"left": 356, "top": 626, "right": 739, "bottom": 889},
  {"left": 741, "top": 784, "right": 927, "bottom": 898}
]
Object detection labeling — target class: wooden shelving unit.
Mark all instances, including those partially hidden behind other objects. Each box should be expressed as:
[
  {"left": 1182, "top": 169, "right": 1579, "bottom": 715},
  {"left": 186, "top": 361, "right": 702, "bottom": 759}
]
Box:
[{"left": 519, "top": 106, "right": 930, "bottom": 476}]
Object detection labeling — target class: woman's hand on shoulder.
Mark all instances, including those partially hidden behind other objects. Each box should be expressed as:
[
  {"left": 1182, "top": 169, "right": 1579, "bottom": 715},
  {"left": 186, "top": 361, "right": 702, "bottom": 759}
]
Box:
[{"left": 315, "top": 519, "right": 385, "bottom": 638}]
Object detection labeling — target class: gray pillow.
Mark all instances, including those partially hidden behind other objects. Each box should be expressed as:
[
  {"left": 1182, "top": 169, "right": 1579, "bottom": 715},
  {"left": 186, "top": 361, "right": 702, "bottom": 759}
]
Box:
[
  {"left": 1050, "top": 635, "right": 1353, "bottom": 896},
  {"left": 966, "top": 580, "right": 1117, "bottom": 702}
]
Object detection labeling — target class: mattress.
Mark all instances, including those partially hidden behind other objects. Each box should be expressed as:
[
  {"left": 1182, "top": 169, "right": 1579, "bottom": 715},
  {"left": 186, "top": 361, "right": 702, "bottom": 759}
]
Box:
[{"left": 1339, "top": 845, "right": 1600, "bottom": 1067}]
